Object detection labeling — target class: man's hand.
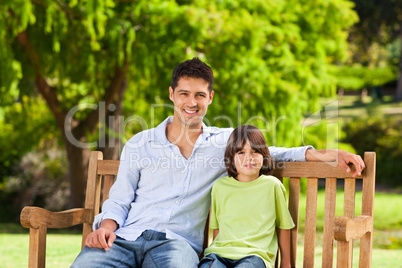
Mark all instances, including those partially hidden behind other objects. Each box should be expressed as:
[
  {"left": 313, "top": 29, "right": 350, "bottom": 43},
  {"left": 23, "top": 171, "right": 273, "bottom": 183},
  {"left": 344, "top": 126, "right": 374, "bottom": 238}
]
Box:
[
  {"left": 85, "top": 219, "right": 118, "bottom": 251},
  {"left": 305, "top": 149, "right": 365, "bottom": 177}
]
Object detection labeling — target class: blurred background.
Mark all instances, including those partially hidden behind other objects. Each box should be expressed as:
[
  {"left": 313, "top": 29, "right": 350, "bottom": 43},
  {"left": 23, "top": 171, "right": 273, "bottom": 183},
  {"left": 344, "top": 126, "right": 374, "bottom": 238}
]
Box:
[{"left": 0, "top": 0, "right": 401, "bottom": 267}]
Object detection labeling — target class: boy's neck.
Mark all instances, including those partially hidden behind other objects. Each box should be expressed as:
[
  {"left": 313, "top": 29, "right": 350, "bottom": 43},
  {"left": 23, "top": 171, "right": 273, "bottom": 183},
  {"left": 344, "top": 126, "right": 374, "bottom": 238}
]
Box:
[{"left": 236, "top": 174, "right": 260, "bottom": 183}]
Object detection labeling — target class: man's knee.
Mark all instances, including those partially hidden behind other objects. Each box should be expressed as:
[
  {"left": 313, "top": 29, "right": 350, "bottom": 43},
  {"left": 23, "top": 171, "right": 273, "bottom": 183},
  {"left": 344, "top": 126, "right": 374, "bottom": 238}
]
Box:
[
  {"left": 71, "top": 244, "right": 136, "bottom": 268},
  {"left": 144, "top": 239, "right": 199, "bottom": 268}
]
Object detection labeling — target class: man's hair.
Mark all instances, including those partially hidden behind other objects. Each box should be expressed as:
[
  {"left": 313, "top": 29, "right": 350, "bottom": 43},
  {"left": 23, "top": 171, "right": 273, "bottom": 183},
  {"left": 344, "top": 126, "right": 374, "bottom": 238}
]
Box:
[
  {"left": 224, "top": 125, "right": 274, "bottom": 179},
  {"left": 171, "top": 57, "right": 214, "bottom": 93}
]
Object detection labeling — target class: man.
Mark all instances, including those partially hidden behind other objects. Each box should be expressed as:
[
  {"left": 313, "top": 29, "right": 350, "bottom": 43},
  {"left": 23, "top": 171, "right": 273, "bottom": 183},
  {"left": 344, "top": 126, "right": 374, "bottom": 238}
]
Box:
[{"left": 72, "top": 58, "right": 364, "bottom": 267}]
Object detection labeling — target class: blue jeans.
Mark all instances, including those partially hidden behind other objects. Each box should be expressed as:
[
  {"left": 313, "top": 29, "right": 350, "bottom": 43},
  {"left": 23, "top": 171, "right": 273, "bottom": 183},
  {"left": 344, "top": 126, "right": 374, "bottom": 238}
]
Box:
[
  {"left": 198, "top": 253, "right": 266, "bottom": 268},
  {"left": 71, "top": 230, "right": 199, "bottom": 268}
]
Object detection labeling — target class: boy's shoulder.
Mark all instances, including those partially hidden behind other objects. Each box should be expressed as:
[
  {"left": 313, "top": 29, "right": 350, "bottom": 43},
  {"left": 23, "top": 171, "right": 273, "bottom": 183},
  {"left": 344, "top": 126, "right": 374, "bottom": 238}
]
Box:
[{"left": 259, "top": 175, "right": 284, "bottom": 188}]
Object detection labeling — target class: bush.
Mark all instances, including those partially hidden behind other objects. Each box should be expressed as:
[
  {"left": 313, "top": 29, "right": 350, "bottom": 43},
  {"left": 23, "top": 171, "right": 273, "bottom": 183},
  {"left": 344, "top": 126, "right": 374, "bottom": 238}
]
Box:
[{"left": 343, "top": 116, "right": 402, "bottom": 186}]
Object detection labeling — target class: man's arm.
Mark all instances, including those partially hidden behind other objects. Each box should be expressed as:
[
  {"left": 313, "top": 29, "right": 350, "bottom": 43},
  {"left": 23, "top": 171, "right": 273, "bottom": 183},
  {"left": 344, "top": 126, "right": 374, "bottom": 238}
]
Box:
[
  {"left": 305, "top": 149, "right": 365, "bottom": 177},
  {"left": 85, "top": 219, "right": 118, "bottom": 251}
]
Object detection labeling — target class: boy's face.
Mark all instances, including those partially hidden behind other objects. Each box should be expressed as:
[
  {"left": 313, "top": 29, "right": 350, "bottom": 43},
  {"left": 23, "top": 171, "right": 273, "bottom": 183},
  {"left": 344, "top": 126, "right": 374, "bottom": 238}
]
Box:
[
  {"left": 169, "top": 77, "right": 214, "bottom": 128},
  {"left": 234, "top": 141, "right": 263, "bottom": 182}
]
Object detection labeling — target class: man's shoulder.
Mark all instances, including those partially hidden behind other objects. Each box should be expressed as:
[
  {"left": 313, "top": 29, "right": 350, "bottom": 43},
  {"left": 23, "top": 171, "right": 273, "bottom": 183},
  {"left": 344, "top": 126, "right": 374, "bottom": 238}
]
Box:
[
  {"left": 123, "top": 128, "right": 157, "bottom": 151},
  {"left": 205, "top": 126, "right": 232, "bottom": 135}
]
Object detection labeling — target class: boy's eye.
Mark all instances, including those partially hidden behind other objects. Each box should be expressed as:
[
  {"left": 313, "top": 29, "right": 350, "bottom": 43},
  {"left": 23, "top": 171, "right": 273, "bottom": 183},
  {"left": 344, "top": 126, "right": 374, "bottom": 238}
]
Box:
[{"left": 237, "top": 151, "right": 244, "bottom": 155}]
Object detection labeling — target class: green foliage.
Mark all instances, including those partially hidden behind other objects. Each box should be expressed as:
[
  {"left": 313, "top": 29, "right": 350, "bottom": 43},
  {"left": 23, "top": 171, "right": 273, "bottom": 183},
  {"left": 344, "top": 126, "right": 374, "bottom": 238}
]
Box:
[
  {"left": 1, "top": 0, "right": 358, "bottom": 147},
  {"left": 343, "top": 116, "right": 402, "bottom": 186},
  {"left": 0, "top": 97, "right": 58, "bottom": 177},
  {"left": 330, "top": 65, "right": 398, "bottom": 91},
  {"left": 191, "top": 0, "right": 358, "bottom": 147},
  {"left": 1, "top": 0, "right": 359, "bottom": 208}
]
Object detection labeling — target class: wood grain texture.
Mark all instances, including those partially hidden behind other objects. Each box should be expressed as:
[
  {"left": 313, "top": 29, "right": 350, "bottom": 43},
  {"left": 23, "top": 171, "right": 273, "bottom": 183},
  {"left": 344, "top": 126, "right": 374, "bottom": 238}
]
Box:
[
  {"left": 272, "top": 162, "right": 362, "bottom": 179},
  {"left": 19, "top": 151, "right": 376, "bottom": 268},
  {"left": 303, "top": 178, "right": 318, "bottom": 268},
  {"left": 359, "top": 152, "right": 376, "bottom": 268},
  {"left": 97, "top": 160, "right": 120, "bottom": 175},
  {"left": 322, "top": 178, "right": 337, "bottom": 268},
  {"left": 288, "top": 178, "right": 300, "bottom": 268},
  {"left": 20, "top": 207, "right": 93, "bottom": 229}
]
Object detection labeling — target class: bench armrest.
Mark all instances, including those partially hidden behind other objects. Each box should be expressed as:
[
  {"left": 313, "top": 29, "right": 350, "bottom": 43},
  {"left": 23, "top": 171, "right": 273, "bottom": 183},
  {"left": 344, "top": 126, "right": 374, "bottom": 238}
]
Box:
[
  {"left": 334, "top": 215, "right": 373, "bottom": 242},
  {"left": 20, "top": 206, "right": 94, "bottom": 229}
]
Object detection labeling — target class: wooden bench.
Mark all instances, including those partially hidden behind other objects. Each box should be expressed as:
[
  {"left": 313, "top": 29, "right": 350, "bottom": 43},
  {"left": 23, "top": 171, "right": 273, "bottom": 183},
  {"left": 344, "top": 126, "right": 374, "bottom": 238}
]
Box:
[{"left": 20, "top": 151, "right": 376, "bottom": 267}]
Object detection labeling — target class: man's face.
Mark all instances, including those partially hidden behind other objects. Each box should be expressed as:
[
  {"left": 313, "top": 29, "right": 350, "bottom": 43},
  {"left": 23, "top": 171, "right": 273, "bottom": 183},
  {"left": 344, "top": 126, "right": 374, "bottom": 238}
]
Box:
[{"left": 169, "top": 77, "right": 214, "bottom": 128}]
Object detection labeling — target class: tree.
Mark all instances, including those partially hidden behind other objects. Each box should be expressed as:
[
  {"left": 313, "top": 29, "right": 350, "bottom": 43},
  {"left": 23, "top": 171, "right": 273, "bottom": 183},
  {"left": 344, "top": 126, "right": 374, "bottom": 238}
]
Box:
[
  {"left": 1, "top": 0, "right": 357, "bottom": 208},
  {"left": 1, "top": 0, "right": 196, "bottom": 207},
  {"left": 348, "top": 0, "right": 402, "bottom": 100}
]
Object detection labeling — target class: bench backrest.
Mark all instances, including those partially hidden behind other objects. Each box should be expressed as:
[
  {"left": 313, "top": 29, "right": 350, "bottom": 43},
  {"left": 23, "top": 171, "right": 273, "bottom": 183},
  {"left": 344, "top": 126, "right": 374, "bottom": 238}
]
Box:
[{"left": 84, "top": 151, "right": 375, "bottom": 268}]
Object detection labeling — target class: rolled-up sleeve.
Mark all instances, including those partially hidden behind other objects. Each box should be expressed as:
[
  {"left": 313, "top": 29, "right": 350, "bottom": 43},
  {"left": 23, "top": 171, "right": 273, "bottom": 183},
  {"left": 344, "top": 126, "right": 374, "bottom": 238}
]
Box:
[{"left": 269, "top": 145, "right": 314, "bottom": 162}]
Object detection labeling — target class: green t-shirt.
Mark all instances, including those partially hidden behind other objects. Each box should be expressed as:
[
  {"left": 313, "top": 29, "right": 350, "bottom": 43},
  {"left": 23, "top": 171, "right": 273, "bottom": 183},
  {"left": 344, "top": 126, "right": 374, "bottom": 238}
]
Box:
[{"left": 204, "top": 175, "right": 295, "bottom": 268}]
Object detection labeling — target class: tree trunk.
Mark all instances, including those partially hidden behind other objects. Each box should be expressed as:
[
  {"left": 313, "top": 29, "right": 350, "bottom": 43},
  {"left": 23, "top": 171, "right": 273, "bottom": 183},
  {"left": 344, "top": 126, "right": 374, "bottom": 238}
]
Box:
[
  {"left": 98, "top": 78, "right": 128, "bottom": 161},
  {"left": 396, "top": 73, "right": 402, "bottom": 101},
  {"left": 64, "top": 141, "right": 90, "bottom": 208},
  {"left": 396, "top": 21, "right": 402, "bottom": 102}
]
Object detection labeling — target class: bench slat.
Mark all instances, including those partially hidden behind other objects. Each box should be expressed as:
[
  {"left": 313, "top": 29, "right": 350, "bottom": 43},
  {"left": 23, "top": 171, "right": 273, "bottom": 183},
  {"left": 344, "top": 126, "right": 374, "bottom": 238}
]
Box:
[
  {"left": 322, "top": 178, "right": 337, "bottom": 268},
  {"left": 97, "top": 160, "right": 120, "bottom": 175},
  {"left": 303, "top": 178, "right": 318, "bottom": 267},
  {"left": 288, "top": 178, "right": 301, "bottom": 268},
  {"left": 359, "top": 152, "right": 376, "bottom": 267},
  {"left": 337, "top": 178, "right": 356, "bottom": 267},
  {"left": 272, "top": 162, "right": 362, "bottom": 179},
  {"left": 101, "top": 175, "right": 115, "bottom": 207}
]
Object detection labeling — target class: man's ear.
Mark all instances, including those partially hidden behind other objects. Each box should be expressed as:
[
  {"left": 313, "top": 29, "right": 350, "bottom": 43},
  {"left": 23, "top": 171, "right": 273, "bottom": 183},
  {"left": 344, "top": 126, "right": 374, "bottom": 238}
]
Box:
[
  {"left": 169, "top": 86, "right": 174, "bottom": 102},
  {"left": 208, "top": 90, "right": 214, "bottom": 104}
]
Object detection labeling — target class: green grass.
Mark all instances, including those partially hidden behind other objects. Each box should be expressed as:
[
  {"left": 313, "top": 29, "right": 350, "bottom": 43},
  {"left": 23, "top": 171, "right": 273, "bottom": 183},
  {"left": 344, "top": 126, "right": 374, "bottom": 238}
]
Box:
[
  {"left": 1, "top": 233, "right": 401, "bottom": 268},
  {"left": 2, "top": 190, "right": 401, "bottom": 267},
  {"left": 0, "top": 234, "right": 82, "bottom": 268},
  {"left": 293, "top": 188, "right": 402, "bottom": 233}
]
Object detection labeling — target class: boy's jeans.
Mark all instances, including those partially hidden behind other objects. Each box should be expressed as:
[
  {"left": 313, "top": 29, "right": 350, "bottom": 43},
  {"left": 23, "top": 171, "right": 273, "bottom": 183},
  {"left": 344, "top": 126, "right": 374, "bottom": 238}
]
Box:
[
  {"left": 71, "top": 229, "right": 199, "bottom": 268},
  {"left": 199, "top": 253, "right": 266, "bottom": 268}
]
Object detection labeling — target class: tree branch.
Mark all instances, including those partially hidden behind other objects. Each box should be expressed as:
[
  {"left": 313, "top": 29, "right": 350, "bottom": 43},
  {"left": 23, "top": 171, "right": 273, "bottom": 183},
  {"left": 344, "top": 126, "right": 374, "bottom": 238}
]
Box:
[
  {"left": 16, "top": 31, "right": 69, "bottom": 132},
  {"left": 78, "top": 59, "right": 129, "bottom": 134}
]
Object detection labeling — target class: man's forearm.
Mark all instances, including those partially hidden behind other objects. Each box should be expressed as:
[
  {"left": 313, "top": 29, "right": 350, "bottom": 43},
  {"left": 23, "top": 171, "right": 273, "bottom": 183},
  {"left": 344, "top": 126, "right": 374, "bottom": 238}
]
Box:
[
  {"left": 100, "top": 219, "right": 118, "bottom": 232},
  {"left": 305, "top": 149, "right": 337, "bottom": 162},
  {"left": 305, "top": 148, "right": 365, "bottom": 177}
]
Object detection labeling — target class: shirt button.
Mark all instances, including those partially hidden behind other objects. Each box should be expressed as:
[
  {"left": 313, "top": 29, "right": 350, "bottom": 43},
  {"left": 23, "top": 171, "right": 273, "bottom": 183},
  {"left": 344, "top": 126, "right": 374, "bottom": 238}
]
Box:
[{"left": 175, "top": 200, "right": 179, "bottom": 204}]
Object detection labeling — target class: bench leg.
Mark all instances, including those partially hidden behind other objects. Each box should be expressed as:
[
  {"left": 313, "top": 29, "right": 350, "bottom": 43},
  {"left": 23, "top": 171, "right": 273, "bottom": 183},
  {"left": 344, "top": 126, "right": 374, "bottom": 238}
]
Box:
[
  {"left": 29, "top": 226, "right": 47, "bottom": 268},
  {"left": 337, "top": 240, "right": 353, "bottom": 268}
]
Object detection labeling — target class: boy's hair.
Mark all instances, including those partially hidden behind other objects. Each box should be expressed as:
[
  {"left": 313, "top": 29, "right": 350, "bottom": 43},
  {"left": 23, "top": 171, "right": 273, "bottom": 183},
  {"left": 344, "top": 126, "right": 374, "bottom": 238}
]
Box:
[
  {"left": 171, "top": 57, "right": 214, "bottom": 93},
  {"left": 225, "top": 125, "right": 274, "bottom": 178}
]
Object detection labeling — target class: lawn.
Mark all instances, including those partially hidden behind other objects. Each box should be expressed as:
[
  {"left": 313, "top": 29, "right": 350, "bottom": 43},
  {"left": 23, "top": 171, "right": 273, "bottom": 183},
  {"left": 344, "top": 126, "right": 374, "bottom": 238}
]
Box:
[{"left": 2, "top": 190, "right": 401, "bottom": 268}]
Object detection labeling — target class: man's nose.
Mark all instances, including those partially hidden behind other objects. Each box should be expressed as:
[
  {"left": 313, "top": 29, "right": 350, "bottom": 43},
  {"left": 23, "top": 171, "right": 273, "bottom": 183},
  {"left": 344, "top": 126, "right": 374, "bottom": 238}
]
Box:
[{"left": 187, "top": 96, "right": 197, "bottom": 107}]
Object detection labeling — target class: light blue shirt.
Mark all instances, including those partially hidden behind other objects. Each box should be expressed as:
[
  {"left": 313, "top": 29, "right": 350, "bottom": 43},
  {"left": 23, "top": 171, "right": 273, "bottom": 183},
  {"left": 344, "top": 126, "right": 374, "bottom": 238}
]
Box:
[{"left": 94, "top": 116, "right": 312, "bottom": 254}]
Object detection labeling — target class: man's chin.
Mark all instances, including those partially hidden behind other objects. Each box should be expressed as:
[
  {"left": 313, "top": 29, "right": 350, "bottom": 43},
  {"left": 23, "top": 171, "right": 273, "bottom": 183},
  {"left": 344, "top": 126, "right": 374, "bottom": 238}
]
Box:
[{"left": 180, "top": 117, "right": 203, "bottom": 128}]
